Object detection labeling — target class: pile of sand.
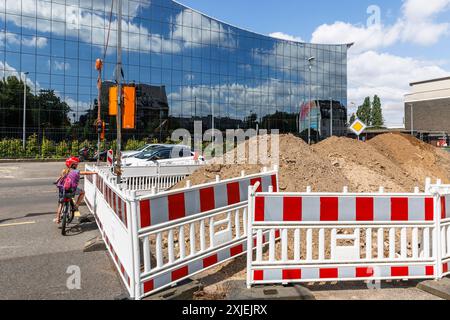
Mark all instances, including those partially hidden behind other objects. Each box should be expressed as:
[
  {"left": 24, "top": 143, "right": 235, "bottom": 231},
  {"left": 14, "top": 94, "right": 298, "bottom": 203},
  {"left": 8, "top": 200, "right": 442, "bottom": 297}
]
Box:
[
  {"left": 312, "top": 136, "right": 420, "bottom": 192},
  {"left": 368, "top": 133, "right": 450, "bottom": 185},
  {"left": 173, "top": 134, "right": 351, "bottom": 192}
]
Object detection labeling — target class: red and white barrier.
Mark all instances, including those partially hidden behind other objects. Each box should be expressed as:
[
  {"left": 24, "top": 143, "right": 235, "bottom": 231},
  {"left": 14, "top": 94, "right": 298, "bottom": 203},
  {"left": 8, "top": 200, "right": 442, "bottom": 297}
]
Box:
[
  {"left": 247, "top": 183, "right": 450, "bottom": 288},
  {"left": 85, "top": 164, "right": 279, "bottom": 299}
]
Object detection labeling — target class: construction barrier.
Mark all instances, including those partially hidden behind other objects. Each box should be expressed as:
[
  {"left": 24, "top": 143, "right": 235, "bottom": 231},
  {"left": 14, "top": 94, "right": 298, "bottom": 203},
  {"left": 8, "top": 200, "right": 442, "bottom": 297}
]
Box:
[
  {"left": 246, "top": 182, "right": 450, "bottom": 288},
  {"left": 84, "top": 165, "right": 278, "bottom": 299},
  {"left": 120, "top": 164, "right": 204, "bottom": 192}
]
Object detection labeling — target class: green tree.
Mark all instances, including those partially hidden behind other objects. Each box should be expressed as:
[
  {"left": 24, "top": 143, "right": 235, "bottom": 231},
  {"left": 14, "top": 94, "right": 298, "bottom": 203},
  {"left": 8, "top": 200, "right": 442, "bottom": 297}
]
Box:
[
  {"left": 349, "top": 113, "right": 356, "bottom": 124},
  {"left": 356, "top": 97, "right": 372, "bottom": 125},
  {"left": 371, "top": 95, "right": 384, "bottom": 128}
]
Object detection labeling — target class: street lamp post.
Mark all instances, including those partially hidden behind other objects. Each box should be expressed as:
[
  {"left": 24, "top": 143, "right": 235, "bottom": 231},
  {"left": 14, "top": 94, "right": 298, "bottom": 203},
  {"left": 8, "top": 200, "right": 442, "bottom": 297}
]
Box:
[
  {"left": 307, "top": 57, "right": 315, "bottom": 145},
  {"left": 329, "top": 97, "right": 333, "bottom": 137},
  {"left": 22, "top": 72, "right": 29, "bottom": 150}
]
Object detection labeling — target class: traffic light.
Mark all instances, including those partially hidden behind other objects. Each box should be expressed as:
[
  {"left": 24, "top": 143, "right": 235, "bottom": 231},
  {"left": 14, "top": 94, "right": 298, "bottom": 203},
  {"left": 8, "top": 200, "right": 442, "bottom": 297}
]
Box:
[
  {"left": 101, "top": 121, "right": 106, "bottom": 140},
  {"left": 122, "top": 86, "right": 136, "bottom": 129},
  {"left": 108, "top": 85, "right": 136, "bottom": 129},
  {"left": 109, "top": 86, "right": 118, "bottom": 116}
]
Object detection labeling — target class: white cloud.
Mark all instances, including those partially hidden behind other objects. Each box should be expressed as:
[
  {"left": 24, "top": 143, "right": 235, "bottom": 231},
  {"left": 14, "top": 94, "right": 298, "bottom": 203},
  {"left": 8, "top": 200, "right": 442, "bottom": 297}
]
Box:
[
  {"left": 269, "top": 32, "right": 303, "bottom": 42},
  {"left": 0, "top": 32, "right": 48, "bottom": 48},
  {"left": 309, "top": 0, "right": 450, "bottom": 127},
  {"left": 54, "top": 61, "right": 70, "bottom": 71},
  {"left": 347, "top": 51, "right": 450, "bottom": 126},
  {"left": 311, "top": 0, "right": 450, "bottom": 51}
]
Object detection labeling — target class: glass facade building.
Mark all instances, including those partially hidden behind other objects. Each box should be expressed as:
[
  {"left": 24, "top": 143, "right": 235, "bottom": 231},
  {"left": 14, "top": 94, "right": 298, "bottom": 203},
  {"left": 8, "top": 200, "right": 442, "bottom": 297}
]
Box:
[{"left": 0, "top": 0, "right": 349, "bottom": 141}]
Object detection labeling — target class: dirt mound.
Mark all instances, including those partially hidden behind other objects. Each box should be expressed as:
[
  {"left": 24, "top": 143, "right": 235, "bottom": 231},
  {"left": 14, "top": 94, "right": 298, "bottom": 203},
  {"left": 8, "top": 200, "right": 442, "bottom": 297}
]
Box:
[
  {"left": 312, "top": 136, "right": 419, "bottom": 192},
  {"left": 368, "top": 133, "right": 450, "bottom": 184},
  {"left": 173, "top": 134, "right": 350, "bottom": 192}
]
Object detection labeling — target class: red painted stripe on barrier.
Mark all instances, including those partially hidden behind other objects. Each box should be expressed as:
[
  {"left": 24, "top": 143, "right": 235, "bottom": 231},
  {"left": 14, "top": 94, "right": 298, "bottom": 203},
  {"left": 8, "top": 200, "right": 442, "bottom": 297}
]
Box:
[
  {"left": 391, "top": 198, "right": 408, "bottom": 221},
  {"left": 391, "top": 266, "right": 409, "bottom": 277},
  {"left": 172, "top": 266, "right": 189, "bottom": 281},
  {"left": 143, "top": 279, "right": 154, "bottom": 293},
  {"left": 123, "top": 201, "right": 128, "bottom": 227},
  {"left": 356, "top": 267, "right": 374, "bottom": 278},
  {"left": 139, "top": 200, "right": 151, "bottom": 228},
  {"left": 283, "top": 197, "right": 302, "bottom": 221},
  {"left": 251, "top": 178, "right": 262, "bottom": 192},
  {"left": 441, "top": 197, "right": 446, "bottom": 219},
  {"left": 117, "top": 197, "right": 122, "bottom": 220},
  {"left": 320, "top": 197, "right": 338, "bottom": 221},
  {"left": 255, "top": 196, "right": 265, "bottom": 222},
  {"left": 425, "top": 198, "right": 434, "bottom": 221},
  {"left": 282, "top": 269, "right": 301, "bottom": 280},
  {"left": 320, "top": 268, "right": 338, "bottom": 279},
  {"left": 168, "top": 193, "right": 186, "bottom": 221},
  {"left": 230, "top": 244, "right": 244, "bottom": 257},
  {"left": 200, "top": 187, "right": 215, "bottom": 212},
  {"left": 271, "top": 175, "right": 277, "bottom": 191},
  {"left": 254, "top": 270, "right": 264, "bottom": 281},
  {"left": 356, "top": 197, "right": 374, "bottom": 221},
  {"left": 275, "top": 230, "right": 281, "bottom": 238},
  {"left": 227, "top": 182, "right": 240, "bottom": 205},
  {"left": 113, "top": 193, "right": 117, "bottom": 215},
  {"left": 203, "top": 254, "right": 218, "bottom": 268},
  {"left": 426, "top": 266, "right": 434, "bottom": 276},
  {"left": 443, "top": 263, "right": 449, "bottom": 273}
]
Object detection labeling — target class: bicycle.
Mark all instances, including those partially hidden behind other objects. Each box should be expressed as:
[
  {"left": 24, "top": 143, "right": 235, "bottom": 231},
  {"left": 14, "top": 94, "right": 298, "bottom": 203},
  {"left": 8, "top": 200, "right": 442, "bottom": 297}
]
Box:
[{"left": 60, "top": 192, "right": 76, "bottom": 236}]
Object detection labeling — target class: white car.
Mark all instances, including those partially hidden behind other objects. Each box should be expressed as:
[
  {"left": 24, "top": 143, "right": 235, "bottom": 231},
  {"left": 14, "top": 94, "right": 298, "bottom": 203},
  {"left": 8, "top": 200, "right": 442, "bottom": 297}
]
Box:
[
  {"left": 122, "top": 145, "right": 205, "bottom": 167},
  {"left": 121, "top": 144, "right": 185, "bottom": 159}
]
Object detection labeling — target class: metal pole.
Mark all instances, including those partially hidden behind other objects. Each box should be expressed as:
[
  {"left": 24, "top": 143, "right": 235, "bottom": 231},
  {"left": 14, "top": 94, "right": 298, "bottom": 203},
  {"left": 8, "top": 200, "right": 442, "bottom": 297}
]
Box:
[
  {"left": 308, "top": 65, "right": 311, "bottom": 145},
  {"left": 330, "top": 97, "right": 333, "bottom": 137},
  {"left": 307, "top": 57, "right": 314, "bottom": 145},
  {"left": 22, "top": 72, "right": 29, "bottom": 150},
  {"left": 96, "top": 59, "right": 103, "bottom": 165},
  {"left": 211, "top": 91, "right": 215, "bottom": 151},
  {"left": 410, "top": 103, "right": 414, "bottom": 136},
  {"left": 115, "top": 0, "right": 123, "bottom": 179}
]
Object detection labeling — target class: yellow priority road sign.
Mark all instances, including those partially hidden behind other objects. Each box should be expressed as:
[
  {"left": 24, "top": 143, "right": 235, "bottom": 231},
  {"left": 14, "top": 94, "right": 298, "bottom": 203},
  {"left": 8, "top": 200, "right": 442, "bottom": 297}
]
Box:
[{"left": 349, "top": 118, "right": 367, "bottom": 136}]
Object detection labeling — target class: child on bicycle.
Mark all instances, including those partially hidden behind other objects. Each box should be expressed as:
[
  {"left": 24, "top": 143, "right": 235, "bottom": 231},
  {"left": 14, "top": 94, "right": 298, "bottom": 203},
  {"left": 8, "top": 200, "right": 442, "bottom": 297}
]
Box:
[{"left": 54, "top": 156, "right": 86, "bottom": 224}]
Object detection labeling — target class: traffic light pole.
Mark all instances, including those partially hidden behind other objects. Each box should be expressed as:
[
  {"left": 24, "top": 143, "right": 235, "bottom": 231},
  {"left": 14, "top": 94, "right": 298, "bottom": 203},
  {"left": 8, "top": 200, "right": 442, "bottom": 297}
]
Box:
[{"left": 115, "top": 0, "right": 123, "bottom": 181}]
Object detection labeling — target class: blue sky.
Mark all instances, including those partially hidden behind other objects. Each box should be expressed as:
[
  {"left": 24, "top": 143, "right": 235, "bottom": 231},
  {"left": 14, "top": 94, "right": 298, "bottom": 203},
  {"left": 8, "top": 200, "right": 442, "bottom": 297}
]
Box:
[{"left": 181, "top": 0, "right": 450, "bottom": 127}]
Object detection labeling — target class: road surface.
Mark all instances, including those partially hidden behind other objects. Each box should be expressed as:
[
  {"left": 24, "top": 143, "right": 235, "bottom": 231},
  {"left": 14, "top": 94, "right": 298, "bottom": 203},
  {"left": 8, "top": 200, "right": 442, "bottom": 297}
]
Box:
[{"left": 0, "top": 162, "right": 127, "bottom": 300}]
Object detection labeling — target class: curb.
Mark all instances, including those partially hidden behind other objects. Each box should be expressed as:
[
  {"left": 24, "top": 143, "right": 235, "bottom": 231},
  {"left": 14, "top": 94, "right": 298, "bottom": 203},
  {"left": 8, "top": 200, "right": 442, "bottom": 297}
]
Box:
[{"left": 0, "top": 159, "right": 66, "bottom": 163}]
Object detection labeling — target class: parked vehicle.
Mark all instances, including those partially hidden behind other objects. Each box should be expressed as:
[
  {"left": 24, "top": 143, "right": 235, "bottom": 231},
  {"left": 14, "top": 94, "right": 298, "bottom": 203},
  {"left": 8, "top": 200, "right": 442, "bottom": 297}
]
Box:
[
  {"left": 121, "top": 144, "right": 190, "bottom": 159},
  {"left": 122, "top": 145, "right": 204, "bottom": 167}
]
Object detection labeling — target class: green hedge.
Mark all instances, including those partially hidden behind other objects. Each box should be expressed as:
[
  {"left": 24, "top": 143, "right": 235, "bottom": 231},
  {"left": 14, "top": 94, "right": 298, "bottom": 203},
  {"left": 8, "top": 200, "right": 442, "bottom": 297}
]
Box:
[{"left": 0, "top": 136, "right": 162, "bottom": 159}]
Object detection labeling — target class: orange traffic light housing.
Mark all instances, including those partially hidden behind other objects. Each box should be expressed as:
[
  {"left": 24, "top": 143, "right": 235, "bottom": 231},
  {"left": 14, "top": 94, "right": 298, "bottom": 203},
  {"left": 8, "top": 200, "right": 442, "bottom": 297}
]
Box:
[
  {"left": 108, "top": 85, "right": 136, "bottom": 129},
  {"left": 109, "top": 86, "right": 118, "bottom": 116},
  {"left": 122, "top": 86, "right": 136, "bottom": 129},
  {"left": 100, "top": 121, "right": 106, "bottom": 140}
]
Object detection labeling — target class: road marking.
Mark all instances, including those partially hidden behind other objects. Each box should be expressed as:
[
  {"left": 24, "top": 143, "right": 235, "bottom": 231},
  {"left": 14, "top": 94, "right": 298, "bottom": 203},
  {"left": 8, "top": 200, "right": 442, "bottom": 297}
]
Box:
[{"left": 0, "top": 221, "right": 36, "bottom": 228}]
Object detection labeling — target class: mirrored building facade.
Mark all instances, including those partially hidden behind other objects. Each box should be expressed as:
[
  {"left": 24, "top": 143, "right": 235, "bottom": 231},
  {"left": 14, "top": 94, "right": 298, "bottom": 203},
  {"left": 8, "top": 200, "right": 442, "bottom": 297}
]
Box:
[{"left": 0, "top": 0, "right": 349, "bottom": 141}]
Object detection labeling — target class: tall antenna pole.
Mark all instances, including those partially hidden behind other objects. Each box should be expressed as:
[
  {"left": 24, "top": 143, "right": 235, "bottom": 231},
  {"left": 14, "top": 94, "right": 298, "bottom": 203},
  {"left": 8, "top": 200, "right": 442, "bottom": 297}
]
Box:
[
  {"left": 95, "top": 59, "right": 103, "bottom": 165},
  {"left": 115, "top": 0, "right": 123, "bottom": 179}
]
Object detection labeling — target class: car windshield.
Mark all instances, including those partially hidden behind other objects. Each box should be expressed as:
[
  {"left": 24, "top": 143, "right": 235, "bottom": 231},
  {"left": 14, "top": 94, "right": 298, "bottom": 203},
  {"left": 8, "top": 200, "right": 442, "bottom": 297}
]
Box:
[
  {"left": 136, "top": 145, "right": 149, "bottom": 152},
  {"left": 134, "top": 149, "right": 162, "bottom": 160}
]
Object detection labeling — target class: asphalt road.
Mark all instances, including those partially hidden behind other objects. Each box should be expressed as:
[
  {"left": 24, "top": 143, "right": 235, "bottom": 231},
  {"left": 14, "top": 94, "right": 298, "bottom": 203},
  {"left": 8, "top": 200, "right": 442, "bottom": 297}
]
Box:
[{"left": 0, "top": 162, "right": 127, "bottom": 300}]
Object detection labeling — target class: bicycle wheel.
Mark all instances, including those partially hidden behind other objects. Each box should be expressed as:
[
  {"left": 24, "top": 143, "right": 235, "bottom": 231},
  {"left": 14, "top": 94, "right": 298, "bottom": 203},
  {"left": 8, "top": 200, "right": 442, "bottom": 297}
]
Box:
[
  {"left": 68, "top": 201, "right": 75, "bottom": 224},
  {"left": 61, "top": 203, "right": 69, "bottom": 236}
]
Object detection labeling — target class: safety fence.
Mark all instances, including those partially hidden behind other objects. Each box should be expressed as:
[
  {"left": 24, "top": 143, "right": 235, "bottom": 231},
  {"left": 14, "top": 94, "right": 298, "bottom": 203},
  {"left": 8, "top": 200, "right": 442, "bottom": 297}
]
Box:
[
  {"left": 84, "top": 164, "right": 279, "bottom": 299},
  {"left": 246, "top": 182, "right": 450, "bottom": 288},
  {"left": 113, "top": 164, "right": 203, "bottom": 192}
]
